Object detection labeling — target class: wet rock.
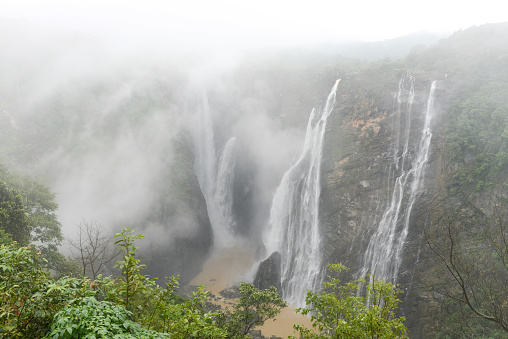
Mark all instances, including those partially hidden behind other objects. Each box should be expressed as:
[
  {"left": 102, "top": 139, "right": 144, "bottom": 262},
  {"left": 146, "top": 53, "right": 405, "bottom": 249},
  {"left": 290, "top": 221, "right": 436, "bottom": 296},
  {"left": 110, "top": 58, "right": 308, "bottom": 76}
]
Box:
[
  {"left": 219, "top": 286, "right": 241, "bottom": 299},
  {"left": 253, "top": 251, "right": 282, "bottom": 294},
  {"left": 248, "top": 329, "right": 283, "bottom": 339}
]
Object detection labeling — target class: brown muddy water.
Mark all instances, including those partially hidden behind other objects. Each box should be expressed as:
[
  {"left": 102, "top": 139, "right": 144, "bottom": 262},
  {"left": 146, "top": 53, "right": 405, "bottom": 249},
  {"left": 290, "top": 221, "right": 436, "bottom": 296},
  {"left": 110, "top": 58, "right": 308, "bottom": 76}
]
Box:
[{"left": 189, "top": 245, "right": 314, "bottom": 338}]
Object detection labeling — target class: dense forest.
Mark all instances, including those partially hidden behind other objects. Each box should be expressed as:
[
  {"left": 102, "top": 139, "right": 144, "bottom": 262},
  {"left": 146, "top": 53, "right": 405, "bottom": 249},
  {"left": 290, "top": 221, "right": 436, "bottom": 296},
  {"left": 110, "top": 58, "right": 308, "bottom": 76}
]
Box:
[{"left": 1, "top": 20, "right": 508, "bottom": 338}]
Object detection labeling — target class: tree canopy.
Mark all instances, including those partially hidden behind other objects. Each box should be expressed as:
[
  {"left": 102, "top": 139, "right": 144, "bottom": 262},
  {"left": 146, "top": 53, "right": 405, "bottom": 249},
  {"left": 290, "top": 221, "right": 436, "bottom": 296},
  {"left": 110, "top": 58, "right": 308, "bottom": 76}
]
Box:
[
  {"left": 291, "top": 263, "right": 407, "bottom": 339},
  {"left": 0, "top": 180, "right": 30, "bottom": 245}
]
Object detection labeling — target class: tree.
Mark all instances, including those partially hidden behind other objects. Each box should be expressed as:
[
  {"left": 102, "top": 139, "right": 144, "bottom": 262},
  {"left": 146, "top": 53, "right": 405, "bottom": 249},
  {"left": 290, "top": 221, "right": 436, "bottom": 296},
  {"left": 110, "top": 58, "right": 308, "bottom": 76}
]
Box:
[
  {"left": 18, "top": 177, "right": 63, "bottom": 251},
  {"left": 216, "top": 283, "right": 287, "bottom": 338},
  {"left": 0, "top": 180, "right": 30, "bottom": 245},
  {"left": 160, "top": 284, "right": 228, "bottom": 338},
  {"left": 112, "top": 228, "right": 151, "bottom": 314},
  {"left": 0, "top": 228, "right": 14, "bottom": 245},
  {"left": 423, "top": 198, "right": 508, "bottom": 337},
  {"left": 0, "top": 161, "right": 64, "bottom": 269},
  {"left": 68, "top": 219, "right": 120, "bottom": 279},
  {"left": 291, "top": 263, "right": 407, "bottom": 339}
]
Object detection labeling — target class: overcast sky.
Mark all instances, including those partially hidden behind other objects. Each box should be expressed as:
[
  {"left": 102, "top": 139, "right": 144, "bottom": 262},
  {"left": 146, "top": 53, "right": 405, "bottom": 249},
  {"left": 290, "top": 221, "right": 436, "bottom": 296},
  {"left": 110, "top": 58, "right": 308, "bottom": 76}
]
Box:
[{"left": 2, "top": 1, "right": 508, "bottom": 49}]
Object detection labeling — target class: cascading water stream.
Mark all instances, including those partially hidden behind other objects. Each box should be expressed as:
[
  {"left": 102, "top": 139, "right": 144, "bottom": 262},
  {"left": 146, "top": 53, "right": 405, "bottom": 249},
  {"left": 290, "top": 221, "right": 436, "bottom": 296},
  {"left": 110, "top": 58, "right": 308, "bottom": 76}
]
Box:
[
  {"left": 263, "top": 79, "right": 341, "bottom": 306},
  {"left": 360, "top": 78, "right": 437, "bottom": 285},
  {"left": 214, "top": 137, "right": 237, "bottom": 238},
  {"left": 193, "top": 89, "right": 216, "bottom": 202},
  {"left": 393, "top": 74, "right": 415, "bottom": 173},
  {"left": 193, "top": 89, "right": 237, "bottom": 248}
]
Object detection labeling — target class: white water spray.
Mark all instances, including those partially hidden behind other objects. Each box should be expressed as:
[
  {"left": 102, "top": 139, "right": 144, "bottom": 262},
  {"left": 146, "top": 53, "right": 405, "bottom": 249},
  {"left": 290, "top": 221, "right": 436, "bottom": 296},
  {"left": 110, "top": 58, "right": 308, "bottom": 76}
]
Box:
[
  {"left": 193, "top": 90, "right": 237, "bottom": 248},
  {"left": 214, "top": 137, "right": 237, "bottom": 238},
  {"left": 193, "top": 89, "right": 216, "bottom": 202},
  {"left": 264, "top": 79, "right": 341, "bottom": 306},
  {"left": 360, "top": 78, "right": 437, "bottom": 284}
]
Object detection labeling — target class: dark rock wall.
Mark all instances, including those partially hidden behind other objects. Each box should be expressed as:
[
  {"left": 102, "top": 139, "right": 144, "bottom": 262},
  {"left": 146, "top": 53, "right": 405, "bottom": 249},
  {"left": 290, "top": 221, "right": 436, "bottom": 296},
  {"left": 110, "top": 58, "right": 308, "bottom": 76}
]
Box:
[
  {"left": 140, "top": 131, "right": 213, "bottom": 285},
  {"left": 253, "top": 251, "right": 282, "bottom": 294}
]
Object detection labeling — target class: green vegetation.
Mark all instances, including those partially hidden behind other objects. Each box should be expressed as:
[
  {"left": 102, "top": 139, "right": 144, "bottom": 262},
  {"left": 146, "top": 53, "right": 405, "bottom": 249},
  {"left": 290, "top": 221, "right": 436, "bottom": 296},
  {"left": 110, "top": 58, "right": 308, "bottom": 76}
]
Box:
[
  {"left": 44, "top": 297, "right": 168, "bottom": 339},
  {"left": 0, "top": 243, "right": 92, "bottom": 338},
  {"left": 423, "top": 199, "right": 508, "bottom": 337},
  {"left": 216, "top": 283, "right": 287, "bottom": 338},
  {"left": 446, "top": 94, "right": 508, "bottom": 195},
  {"left": 0, "top": 228, "right": 13, "bottom": 245},
  {"left": 0, "top": 228, "right": 289, "bottom": 338},
  {"left": 1, "top": 221, "right": 408, "bottom": 339},
  {"left": 0, "top": 180, "right": 29, "bottom": 245},
  {"left": 291, "top": 264, "right": 407, "bottom": 338},
  {"left": 404, "top": 24, "right": 508, "bottom": 196},
  {"left": 113, "top": 229, "right": 150, "bottom": 313},
  {"left": 0, "top": 159, "right": 287, "bottom": 339},
  {"left": 0, "top": 161, "right": 64, "bottom": 271}
]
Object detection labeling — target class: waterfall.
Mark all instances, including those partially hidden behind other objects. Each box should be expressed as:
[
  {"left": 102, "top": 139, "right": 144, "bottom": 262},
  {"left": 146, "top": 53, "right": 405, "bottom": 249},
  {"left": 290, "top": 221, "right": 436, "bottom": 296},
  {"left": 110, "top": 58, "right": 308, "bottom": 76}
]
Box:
[
  {"left": 193, "top": 89, "right": 216, "bottom": 202},
  {"left": 193, "top": 89, "right": 237, "bottom": 248},
  {"left": 392, "top": 73, "right": 415, "bottom": 172},
  {"left": 360, "top": 78, "right": 437, "bottom": 285},
  {"left": 264, "top": 79, "right": 341, "bottom": 306},
  {"left": 214, "top": 137, "right": 237, "bottom": 239}
]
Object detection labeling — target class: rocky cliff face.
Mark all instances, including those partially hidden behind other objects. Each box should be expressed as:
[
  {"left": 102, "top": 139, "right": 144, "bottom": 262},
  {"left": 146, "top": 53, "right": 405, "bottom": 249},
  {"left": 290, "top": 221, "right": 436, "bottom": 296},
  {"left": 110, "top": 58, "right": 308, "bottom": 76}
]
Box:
[
  {"left": 316, "top": 24, "right": 508, "bottom": 336},
  {"left": 316, "top": 72, "right": 445, "bottom": 335},
  {"left": 140, "top": 131, "right": 213, "bottom": 285},
  {"left": 320, "top": 72, "right": 435, "bottom": 266},
  {"left": 254, "top": 251, "right": 282, "bottom": 294}
]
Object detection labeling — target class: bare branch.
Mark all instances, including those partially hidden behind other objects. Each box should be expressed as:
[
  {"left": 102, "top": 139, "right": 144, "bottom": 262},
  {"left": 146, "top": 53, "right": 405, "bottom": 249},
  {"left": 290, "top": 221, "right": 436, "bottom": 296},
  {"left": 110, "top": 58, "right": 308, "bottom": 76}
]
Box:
[{"left": 67, "top": 219, "right": 120, "bottom": 280}]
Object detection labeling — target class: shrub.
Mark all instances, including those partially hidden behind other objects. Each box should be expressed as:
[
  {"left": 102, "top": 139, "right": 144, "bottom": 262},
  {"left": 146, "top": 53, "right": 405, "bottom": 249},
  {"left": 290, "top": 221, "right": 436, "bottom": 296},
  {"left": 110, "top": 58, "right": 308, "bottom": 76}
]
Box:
[
  {"left": 43, "top": 297, "right": 168, "bottom": 339},
  {"left": 0, "top": 243, "right": 91, "bottom": 338},
  {"left": 291, "top": 264, "right": 407, "bottom": 338}
]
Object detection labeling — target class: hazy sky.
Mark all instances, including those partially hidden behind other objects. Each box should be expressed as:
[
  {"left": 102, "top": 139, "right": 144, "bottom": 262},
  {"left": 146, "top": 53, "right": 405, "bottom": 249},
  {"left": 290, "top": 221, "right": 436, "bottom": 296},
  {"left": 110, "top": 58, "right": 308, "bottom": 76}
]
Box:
[{"left": 2, "top": 0, "right": 507, "bottom": 48}]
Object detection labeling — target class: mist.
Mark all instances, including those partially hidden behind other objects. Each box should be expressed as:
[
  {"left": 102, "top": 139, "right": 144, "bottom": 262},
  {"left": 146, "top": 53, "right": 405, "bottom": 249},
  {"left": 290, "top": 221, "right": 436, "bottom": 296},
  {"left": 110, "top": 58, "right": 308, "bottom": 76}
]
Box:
[
  {"left": 2, "top": 3, "right": 508, "bottom": 336},
  {"left": 0, "top": 16, "right": 326, "bottom": 275},
  {"left": 1, "top": 0, "right": 505, "bottom": 247},
  {"left": 0, "top": 14, "right": 468, "bottom": 256},
  {"left": 1, "top": 0, "right": 506, "bottom": 273}
]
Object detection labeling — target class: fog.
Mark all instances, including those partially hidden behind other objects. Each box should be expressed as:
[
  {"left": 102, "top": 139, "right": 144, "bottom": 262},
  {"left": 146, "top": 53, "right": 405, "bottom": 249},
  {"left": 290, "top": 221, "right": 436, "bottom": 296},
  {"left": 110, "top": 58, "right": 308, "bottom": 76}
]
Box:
[
  {"left": 4, "top": 0, "right": 507, "bottom": 46},
  {"left": 1, "top": 3, "right": 507, "bottom": 282},
  {"left": 0, "top": 18, "right": 312, "bottom": 259}
]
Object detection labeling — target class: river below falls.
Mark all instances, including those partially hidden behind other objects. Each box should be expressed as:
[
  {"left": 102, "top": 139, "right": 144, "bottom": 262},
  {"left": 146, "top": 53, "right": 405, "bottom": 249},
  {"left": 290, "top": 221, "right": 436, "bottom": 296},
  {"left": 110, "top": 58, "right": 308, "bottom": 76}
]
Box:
[{"left": 189, "top": 245, "right": 314, "bottom": 338}]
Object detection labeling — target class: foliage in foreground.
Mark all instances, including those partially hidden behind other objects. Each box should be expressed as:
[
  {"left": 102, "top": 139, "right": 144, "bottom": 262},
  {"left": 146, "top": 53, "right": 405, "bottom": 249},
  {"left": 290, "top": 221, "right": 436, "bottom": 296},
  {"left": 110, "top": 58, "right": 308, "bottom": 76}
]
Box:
[
  {"left": 1, "top": 229, "right": 287, "bottom": 339},
  {"left": 3, "top": 226, "right": 408, "bottom": 338},
  {"left": 291, "top": 263, "right": 407, "bottom": 338},
  {"left": 43, "top": 297, "right": 168, "bottom": 339},
  {"left": 0, "top": 231, "right": 224, "bottom": 338},
  {"left": 0, "top": 243, "right": 94, "bottom": 338},
  {"left": 216, "top": 283, "right": 287, "bottom": 338}
]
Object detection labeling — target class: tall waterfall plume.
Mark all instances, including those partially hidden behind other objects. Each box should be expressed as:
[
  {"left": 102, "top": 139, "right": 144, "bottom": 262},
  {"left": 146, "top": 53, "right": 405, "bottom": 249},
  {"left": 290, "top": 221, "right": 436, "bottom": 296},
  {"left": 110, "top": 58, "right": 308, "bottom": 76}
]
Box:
[
  {"left": 193, "top": 89, "right": 237, "bottom": 248},
  {"left": 360, "top": 77, "right": 437, "bottom": 284},
  {"left": 193, "top": 89, "right": 216, "bottom": 202},
  {"left": 214, "top": 137, "right": 237, "bottom": 238},
  {"left": 264, "top": 79, "right": 341, "bottom": 306}
]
